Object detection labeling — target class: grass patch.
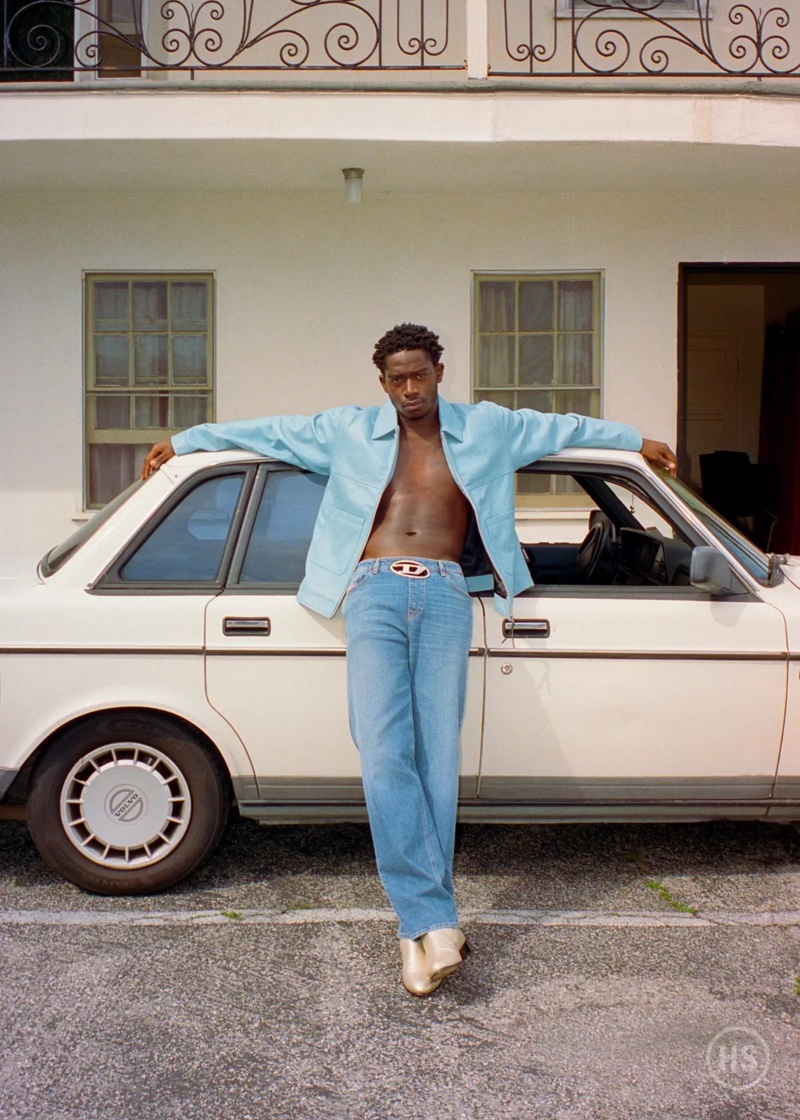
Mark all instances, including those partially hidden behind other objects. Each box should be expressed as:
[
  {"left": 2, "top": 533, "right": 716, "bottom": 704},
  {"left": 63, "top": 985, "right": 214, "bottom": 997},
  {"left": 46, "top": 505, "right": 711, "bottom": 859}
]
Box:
[
  {"left": 220, "top": 910, "right": 243, "bottom": 921},
  {"left": 645, "top": 879, "right": 697, "bottom": 915}
]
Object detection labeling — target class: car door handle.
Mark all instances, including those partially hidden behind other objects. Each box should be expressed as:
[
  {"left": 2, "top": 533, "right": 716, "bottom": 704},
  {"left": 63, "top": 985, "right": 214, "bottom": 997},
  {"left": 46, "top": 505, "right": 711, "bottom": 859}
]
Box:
[
  {"left": 223, "top": 617, "right": 271, "bottom": 636},
  {"left": 502, "top": 619, "right": 550, "bottom": 639}
]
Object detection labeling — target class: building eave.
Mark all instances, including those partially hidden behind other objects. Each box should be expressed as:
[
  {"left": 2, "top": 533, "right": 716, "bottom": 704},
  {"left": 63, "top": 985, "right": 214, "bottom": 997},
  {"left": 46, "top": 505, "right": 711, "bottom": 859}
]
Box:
[{"left": 3, "top": 87, "right": 800, "bottom": 192}]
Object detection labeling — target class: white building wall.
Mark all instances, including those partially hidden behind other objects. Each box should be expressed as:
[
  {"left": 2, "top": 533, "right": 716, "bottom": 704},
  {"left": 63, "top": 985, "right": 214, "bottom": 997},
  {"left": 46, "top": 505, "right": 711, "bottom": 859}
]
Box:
[{"left": 2, "top": 186, "right": 800, "bottom": 551}]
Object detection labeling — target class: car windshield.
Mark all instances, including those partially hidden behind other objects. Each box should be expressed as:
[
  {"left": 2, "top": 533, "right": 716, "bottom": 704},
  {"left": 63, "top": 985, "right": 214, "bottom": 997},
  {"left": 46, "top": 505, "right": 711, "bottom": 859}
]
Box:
[
  {"left": 41, "top": 480, "right": 144, "bottom": 577},
  {"left": 661, "top": 474, "right": 775, "bottom": 585}
]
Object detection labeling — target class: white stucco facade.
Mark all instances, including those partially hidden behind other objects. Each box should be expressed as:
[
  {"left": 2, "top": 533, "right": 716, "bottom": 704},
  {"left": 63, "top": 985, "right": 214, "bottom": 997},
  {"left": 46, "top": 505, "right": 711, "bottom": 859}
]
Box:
[{"left": 3, "top": 76, "right": 800, "bottom": 551}]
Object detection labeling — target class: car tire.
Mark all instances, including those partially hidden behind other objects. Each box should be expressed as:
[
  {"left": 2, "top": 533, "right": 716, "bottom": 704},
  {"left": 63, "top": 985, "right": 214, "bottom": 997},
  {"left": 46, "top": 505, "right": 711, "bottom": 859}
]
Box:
[{"left": 27, "top": 713, "right": 230, "bottom": 895}]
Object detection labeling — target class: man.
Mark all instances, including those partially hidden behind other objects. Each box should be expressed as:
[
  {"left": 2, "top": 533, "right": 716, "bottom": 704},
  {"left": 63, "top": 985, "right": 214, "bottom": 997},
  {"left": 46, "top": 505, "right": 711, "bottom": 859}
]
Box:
[{"left": 142, "top": 323, "right": 676, "bottom": 997}]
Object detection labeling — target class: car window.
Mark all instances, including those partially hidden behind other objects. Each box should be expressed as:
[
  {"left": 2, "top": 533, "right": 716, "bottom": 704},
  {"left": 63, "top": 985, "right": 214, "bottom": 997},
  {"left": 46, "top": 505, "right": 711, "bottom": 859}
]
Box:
[
  {"left": 661, "top": 474, "right": 775, "bottom": 585},
  {"left": 237, "top": 470, "right": 328, "bottom": 587},
  {"left": 516, "top": 468, "right": 695, "bottom": 589},
  {"left": 120, "top": 474, "right": 245, "bottom": 582},
  {"left": 42, "top": 479, "right": 143, "bottom": 577},
  {"left": 605, "top": 481, "right": 677, "bottom": 540}
]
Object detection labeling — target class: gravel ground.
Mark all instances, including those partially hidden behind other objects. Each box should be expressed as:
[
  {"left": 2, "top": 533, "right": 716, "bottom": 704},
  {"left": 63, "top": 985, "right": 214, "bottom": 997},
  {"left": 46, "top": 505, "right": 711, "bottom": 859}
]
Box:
[{"left": 1, "top": 815, "right": 799, "bottom": 1120}]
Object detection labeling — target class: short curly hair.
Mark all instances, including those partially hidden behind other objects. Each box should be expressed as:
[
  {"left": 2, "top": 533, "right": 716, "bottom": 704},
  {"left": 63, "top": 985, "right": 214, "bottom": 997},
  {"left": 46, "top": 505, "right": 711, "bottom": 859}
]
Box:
[{"left": 372, "top": 323, "right": 444, "bottom": 373}]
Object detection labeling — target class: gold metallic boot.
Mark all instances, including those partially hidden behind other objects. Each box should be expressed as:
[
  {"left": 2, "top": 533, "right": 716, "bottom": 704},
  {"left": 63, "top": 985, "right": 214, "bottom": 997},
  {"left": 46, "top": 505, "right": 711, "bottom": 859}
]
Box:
[
  {"left": 399, "top": 937, "right": 442, "bottom": 997},
  {"left": 421, "top": 927, "right": 470, "bottom": 983}
]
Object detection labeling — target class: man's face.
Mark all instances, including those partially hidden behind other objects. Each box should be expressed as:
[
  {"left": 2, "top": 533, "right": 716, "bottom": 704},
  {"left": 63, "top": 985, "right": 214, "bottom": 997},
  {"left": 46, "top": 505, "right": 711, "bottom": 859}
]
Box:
[{"left": 380, "top": 349, "right": 444, "bottom": 423}]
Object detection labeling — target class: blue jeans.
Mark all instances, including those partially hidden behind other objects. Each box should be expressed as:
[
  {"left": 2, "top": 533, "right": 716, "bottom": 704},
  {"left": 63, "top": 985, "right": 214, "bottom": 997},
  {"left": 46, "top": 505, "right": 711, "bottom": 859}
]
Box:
[{"left": 342, "top": 557, "right": 474, "bottom": 940}]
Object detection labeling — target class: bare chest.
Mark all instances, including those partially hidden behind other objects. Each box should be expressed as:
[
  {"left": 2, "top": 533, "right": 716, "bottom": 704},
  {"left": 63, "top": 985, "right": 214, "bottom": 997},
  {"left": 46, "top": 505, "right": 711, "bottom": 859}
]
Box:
[
  {"left": 363, "top": 428, "right": 471, "bottom": 558},
  {"left": 388, "top": 432, "right": 460, "bottom": 498}
]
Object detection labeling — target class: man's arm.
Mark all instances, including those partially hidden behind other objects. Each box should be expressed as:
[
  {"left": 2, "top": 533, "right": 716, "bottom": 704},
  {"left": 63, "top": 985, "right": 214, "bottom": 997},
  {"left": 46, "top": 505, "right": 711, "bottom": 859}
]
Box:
[
  {"left": 494, "top": 406, "right": 677, "bottom": 477},
  {"left": 141, "top": 408, "right": 351, "bottom": 480}
]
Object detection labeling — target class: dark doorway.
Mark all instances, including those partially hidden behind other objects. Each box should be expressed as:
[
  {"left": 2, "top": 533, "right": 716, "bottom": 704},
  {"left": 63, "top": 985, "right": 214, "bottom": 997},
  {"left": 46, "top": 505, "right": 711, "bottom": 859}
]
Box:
[
  {"left": 1, "top": 0, "right": 74, "bottom": 80},
  {"left": 680, "top": 265, "right": 800, "bottom": 553}
]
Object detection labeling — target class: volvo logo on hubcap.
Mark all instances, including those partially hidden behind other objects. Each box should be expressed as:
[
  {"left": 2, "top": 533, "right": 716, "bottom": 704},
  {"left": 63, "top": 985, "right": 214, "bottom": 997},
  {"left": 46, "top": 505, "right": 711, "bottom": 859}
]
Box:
[{"left": 107, "top": 787, "right": 146, "bottom": 823}]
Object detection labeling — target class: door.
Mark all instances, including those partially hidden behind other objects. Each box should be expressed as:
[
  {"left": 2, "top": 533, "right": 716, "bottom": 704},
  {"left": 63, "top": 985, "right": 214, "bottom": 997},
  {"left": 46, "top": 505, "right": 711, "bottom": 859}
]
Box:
[
  {"left": 479, "top": 461, "right": 788, "bottom": 806},
  {"left": 684, "top": 332, "right": 742, "bottom": 491}
]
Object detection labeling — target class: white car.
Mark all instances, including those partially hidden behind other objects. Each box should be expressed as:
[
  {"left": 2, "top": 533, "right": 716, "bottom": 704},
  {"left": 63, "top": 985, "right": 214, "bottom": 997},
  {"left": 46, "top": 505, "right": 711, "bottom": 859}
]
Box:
[{"left": 2, "top": 448, "right": 798, "bottom": 895}]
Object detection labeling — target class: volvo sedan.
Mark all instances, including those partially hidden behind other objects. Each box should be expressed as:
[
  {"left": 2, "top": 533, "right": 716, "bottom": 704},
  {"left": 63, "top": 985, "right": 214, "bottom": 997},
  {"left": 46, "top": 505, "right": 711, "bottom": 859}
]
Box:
[{"left": 1, "top": 448, "right": 798, "bottom": 894}]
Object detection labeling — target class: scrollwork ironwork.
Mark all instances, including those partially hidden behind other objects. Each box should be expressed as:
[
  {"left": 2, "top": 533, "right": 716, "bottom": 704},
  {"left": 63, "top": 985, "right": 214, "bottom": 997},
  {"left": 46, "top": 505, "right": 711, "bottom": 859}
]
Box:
[
  {"left": 494, "top": 1, "right": 800, "bottom": 78},
  {"left": 396, "top": 0, "right": 449, "bottom": 64},
  {"left": 1, "top": 0, "right": 459, "bottom": 76},
  {"left": 4, "top": 2, "right": 800, "bottom": 80}
]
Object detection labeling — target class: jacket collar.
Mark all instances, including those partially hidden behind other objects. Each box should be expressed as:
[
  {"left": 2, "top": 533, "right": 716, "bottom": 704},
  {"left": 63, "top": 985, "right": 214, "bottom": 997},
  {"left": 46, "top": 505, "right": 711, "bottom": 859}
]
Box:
[{"left": 370, "top": 395, "right": 465, "bottom": 441}]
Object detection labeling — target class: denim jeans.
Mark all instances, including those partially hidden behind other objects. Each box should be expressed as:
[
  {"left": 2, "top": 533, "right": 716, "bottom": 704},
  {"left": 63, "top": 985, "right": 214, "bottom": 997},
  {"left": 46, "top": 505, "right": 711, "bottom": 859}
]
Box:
[{"left": 342, "top": 557, "right": 474, "bottom": 940}]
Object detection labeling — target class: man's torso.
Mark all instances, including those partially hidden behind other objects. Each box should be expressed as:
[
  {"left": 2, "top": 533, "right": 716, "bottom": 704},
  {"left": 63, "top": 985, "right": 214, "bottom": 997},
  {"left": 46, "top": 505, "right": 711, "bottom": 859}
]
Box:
[{"left": 360, "top": 423, "right": 471, "bottom": 562}]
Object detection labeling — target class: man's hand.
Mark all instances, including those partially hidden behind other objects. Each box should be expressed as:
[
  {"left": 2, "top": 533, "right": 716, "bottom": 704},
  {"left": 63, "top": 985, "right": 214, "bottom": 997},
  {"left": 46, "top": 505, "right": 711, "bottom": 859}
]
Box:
[
  {"left": 141, "top": 439, "right": 175, "bottom": 480},
  {"left": 640, "top": 438, "right": 677, "bottom": 477}
]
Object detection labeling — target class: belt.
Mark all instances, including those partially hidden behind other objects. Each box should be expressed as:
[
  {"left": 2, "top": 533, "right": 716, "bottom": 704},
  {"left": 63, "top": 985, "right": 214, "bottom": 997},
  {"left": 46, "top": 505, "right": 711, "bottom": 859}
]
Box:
[{"left": 355, "top": 557, "right": 464, "bottom": 580}]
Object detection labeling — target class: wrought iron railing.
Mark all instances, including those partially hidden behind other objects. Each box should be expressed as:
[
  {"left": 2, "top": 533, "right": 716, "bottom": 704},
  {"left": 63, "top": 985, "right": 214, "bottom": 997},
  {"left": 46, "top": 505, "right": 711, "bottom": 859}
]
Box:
[
  {"left": 493, "top": 1, "right": 800, "bottom": 78},
  {"left": 1, "top": 1, "right": 798, "bottom": 81},
  {"left": 0, "top": 0, "right": 461, "bottom": 78}
]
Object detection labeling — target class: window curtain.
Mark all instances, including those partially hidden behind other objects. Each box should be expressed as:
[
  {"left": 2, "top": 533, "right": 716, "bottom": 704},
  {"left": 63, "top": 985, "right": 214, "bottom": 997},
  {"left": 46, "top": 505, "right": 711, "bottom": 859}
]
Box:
[{"left": 479, "top": 283, "right": 515, "bottom": 387}]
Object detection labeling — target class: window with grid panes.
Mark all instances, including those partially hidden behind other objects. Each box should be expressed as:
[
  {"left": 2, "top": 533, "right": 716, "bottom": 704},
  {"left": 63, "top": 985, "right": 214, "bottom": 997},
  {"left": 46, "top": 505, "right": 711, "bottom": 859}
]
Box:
[
  {"left": 473, "top": 272, "right": 601, "bottom": 506},
  {"left": 557, "top": 1, "right": 695, "bottom": 12},
  {"left": 85, "top": 274, "right": 213, "bottom": 507}
]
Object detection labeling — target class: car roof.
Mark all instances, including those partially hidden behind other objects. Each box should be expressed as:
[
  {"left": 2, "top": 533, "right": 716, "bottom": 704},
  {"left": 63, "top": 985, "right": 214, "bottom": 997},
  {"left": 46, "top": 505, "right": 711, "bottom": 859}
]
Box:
[{"left": 161, "top": 446, "right": 648, "bottom": 480}]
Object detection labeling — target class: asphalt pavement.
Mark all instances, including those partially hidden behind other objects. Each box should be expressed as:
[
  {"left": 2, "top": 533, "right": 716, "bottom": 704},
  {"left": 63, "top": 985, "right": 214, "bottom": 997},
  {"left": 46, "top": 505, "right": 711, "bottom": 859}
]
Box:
[{"left": 1, "top": 814, "right": 799, "bottom": 1120}]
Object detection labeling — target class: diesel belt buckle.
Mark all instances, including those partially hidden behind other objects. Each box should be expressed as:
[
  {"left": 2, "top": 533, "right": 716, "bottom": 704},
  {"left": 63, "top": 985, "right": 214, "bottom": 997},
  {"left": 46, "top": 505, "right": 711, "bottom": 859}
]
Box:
[{"left": 390, "top": 560, "right": 430, "bottom": 579}]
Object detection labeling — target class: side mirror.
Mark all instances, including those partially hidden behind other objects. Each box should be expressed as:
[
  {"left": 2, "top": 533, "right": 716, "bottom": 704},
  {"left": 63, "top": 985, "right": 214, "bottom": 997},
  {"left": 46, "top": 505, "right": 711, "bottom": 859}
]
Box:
[{"left": 689, "top": 546, "right": 742, "bottom": 596}]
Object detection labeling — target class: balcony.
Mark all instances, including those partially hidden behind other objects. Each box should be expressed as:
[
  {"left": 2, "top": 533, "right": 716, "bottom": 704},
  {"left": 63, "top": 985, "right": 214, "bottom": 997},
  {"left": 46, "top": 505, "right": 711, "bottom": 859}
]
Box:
[{"left": 1, "top": 1, "right": 799, "bottom": 86}]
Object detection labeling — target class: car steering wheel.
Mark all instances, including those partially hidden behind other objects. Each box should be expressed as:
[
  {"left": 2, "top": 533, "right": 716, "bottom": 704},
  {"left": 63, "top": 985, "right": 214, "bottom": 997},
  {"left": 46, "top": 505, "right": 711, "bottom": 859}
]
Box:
[{"left": 569, "top": 517, "right": 613, "bottom": 584}]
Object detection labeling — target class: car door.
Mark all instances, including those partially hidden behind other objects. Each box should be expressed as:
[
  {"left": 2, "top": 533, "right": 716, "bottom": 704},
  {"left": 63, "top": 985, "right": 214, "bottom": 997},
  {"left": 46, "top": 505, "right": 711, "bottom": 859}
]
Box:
[
  {"left": 204, "top": 464, "right": 486, "bottom": 804},
  {"left": 479, "top": 460, "right": 788, "bottom": 809}
]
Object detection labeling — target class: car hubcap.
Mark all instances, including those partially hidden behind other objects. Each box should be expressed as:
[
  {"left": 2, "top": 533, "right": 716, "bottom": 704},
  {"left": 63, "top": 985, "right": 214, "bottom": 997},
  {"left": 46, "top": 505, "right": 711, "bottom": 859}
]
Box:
[{"left": 60, "top": 742, "right": 192, "bottom": 869}]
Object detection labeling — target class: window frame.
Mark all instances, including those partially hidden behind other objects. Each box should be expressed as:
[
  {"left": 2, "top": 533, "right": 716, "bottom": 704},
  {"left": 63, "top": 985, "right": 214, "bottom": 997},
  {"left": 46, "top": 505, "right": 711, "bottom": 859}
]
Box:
[
  {"left": 508, "top": 459, "right": 755, "bottom": 599},
  {"left": 555, "top": 0, "right": 697, "bottom": 17},
  {"left": 83, "top": 270, "right": 215, "bottom": 511},
  {"left": 90, "top": 465, "right": 254, "bottom": 594},
  {"left": 225, "top": 464, "right": 329, "bottom": 594},
  {"left": 472, "top": 269, "right": 604, "bottom": 510}
]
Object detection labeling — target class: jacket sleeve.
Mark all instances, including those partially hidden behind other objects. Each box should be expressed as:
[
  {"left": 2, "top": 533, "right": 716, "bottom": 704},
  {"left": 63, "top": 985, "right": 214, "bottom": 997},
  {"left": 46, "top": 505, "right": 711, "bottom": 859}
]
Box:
[
  {"left": 495, "top": 406, "right": 642, "bottom": 470},
  {"left": 170, "top": 407, "right": 353, "bottom": 475}
]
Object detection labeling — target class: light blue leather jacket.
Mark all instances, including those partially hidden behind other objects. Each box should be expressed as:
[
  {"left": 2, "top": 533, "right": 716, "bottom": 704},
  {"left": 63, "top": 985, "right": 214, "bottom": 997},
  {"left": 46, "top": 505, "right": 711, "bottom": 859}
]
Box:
[{"left": 172, "top": 397, "right": 642, "bottom": 617}]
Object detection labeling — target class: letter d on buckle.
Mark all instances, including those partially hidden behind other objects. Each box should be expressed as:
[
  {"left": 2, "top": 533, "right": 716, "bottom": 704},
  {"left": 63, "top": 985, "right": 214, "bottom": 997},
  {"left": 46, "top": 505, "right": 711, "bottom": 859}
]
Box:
[{"left": 390, "top": 560, "right": 430, "bottom": 579}]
